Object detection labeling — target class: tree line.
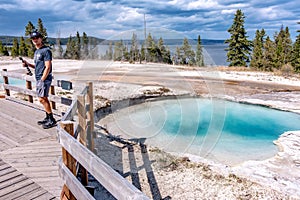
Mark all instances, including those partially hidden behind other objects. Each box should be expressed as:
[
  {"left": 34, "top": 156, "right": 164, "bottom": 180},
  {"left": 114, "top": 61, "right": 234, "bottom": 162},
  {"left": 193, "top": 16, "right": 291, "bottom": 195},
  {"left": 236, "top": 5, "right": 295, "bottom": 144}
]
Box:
[
  {"left": 226, "top": 9, "right": 300, "bottom": 73},
  {"left": 0, "top": 18, "right": 205, "bottom": 66},
  {"left": 102, "top": 33, "right": 204, "bottom": 66}
]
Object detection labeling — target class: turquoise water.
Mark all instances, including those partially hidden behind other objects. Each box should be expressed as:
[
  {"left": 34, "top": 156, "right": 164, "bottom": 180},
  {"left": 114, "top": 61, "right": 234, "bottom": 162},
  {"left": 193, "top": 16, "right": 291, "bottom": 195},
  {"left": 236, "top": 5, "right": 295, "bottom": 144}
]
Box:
[
  {"left": 105, "top": 98, "right": 300, "bottom": 165},
  {"left": 0, "top": 77, "right": 26, "bottom": 86}
]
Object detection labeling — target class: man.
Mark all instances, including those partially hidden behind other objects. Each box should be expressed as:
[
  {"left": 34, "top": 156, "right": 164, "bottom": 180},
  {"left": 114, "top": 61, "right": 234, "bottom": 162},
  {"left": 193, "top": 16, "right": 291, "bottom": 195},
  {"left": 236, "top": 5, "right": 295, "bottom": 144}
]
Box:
[{"left": 23, "top": 31, "right": 56, "bottom": 129}]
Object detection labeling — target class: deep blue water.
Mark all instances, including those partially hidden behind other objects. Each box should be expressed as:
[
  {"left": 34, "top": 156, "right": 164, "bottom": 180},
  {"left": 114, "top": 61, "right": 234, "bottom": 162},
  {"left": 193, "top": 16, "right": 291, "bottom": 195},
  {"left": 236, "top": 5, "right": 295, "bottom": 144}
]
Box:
[{"left": 106, "top": 98, "right": 300, "bottom": 165}]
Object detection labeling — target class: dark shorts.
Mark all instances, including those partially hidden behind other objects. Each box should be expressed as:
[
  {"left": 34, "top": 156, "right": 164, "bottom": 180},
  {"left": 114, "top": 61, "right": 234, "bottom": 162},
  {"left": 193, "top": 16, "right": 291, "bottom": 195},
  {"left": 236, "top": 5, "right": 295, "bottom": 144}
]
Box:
[{"left": 36, "top": 80, "right": 51, "bottom": 97}]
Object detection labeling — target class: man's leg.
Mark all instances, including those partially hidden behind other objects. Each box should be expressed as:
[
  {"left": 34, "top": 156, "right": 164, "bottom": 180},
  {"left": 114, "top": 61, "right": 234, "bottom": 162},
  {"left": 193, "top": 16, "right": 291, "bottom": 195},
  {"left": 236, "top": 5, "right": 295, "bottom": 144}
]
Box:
[
  {"left": 39, "top": 97, "right": 52, "bottom": 113},
  {"left": 39, "top": 97, "right": 56, "bottom": 129}
]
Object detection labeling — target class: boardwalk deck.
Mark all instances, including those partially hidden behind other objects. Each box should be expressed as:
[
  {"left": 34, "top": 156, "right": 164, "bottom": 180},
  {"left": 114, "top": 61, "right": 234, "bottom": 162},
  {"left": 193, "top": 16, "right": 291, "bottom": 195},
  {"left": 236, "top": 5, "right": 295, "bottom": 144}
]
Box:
[{"left": 0, "top": 98, "right": 63, "bottom": 199}]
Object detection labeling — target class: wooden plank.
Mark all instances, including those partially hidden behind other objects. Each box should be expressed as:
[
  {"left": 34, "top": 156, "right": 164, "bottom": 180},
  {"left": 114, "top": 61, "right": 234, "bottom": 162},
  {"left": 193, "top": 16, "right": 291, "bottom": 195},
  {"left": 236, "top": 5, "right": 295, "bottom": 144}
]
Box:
[
  {"left": 6, "top": 161, "right": 59, "bottom": 168},
  {"left": 60, "top": 121, "right": 76, "bottom": 200},
  {"left": 86, "top": 82, "right": 95, "bottom": 151},
  {"left": 0, "top": 178, "right": 34, "bottom": 197},
  {"left": 0, "top": 182, "right": 42, "bottom": 200},
  {"left": 0, "top": 142, "right": 11, "bottom": 152},
  {"left": 10, "top": 166, "right": 59, "bottom": 174},
  {"left": 0, "top": 112, "right": 51, "bottom": 140},
  {"left": 59, "top": 160, "right": 95, "bottom": 200},
  {"left": 2, "top": 69, "right": 10, "bottom": 96},
  {"left": 0, "top": 170, "right": 22, "bottom": 183},
  {"left": 0, "top": 167, "right": 16, "bottom": 177},
  {"left": 1, "top": 151, "right": 61, "bottom": 159},
  {"left": 14, "top": 171, "right": 59, "bottom": 179},
  {"left": 2, "top": 84, "right": 72, "bottom": 106},
  {"left": 0, "top": 134, "right": 19, "bottom": 149},
  {"left": 0, "top": 70, "right": 35, "bottom": 82},
  {"left": 58, "top": 127, "right": 150, "bottom": 200},
  {"left": 10, "top": 149, "right": 61, "bottom": 157},
  {"left": 13, "top": 188, "right": 48, "bottom": 200},
  {"left": 61, "top": 99, "right": 77, "bottom": 121},
  {"left": 1, "top": 156, "right": 60, "bottom": 163},
  {"left": 0, "top": 163, "right": 10, "bottom": 171},
  {"left": 0, "top": 174, "right": 27, "bottom": 190},
  {"left": 77, "top": 95, "right": 88, "bottom": 186},
  {"left": 77, "top": 95, "right": 87, "bottom": 146},
  {"left": 33, "top": 191, "right": 59, "bottom": 200}
]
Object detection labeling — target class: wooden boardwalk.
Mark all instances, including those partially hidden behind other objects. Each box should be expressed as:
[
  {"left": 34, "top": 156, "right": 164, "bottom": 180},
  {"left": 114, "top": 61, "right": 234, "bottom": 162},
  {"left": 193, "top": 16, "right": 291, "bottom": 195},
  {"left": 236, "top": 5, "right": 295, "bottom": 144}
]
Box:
[{"left": 0, "top": 98, "right": 63, "bottom": 200}]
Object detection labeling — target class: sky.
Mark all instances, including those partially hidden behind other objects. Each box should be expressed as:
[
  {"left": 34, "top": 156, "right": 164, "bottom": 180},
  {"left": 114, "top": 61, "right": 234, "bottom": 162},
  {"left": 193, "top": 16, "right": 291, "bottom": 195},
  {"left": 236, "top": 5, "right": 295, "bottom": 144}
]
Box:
[{"left": 0, "top": 0, "right": 299, "bottom": 41}]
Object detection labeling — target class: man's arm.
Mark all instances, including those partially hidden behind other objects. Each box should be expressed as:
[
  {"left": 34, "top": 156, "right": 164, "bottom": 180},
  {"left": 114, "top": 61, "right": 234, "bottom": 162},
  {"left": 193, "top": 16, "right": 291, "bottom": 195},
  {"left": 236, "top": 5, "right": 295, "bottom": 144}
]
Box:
[
  {"left": 41, "top": 60, "right": 52, "bottom": 81},
  {"left": 23, "top": 60, "right": 35, "bottom": 68}
]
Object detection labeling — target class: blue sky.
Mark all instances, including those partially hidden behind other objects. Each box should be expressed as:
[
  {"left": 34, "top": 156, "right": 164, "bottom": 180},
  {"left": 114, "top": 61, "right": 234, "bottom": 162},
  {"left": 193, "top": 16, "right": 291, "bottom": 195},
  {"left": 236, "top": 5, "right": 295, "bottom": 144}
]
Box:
[{"left": 0, "top": 0, "right": 299, "bottom": 41}]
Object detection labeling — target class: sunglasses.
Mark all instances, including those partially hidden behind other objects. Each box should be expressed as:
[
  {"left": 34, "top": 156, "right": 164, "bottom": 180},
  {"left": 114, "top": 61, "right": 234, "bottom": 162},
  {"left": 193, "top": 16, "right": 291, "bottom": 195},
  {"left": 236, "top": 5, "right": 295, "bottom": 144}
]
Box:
[{"left": 31, "top": 37, "right": 40, "bottom": 40}]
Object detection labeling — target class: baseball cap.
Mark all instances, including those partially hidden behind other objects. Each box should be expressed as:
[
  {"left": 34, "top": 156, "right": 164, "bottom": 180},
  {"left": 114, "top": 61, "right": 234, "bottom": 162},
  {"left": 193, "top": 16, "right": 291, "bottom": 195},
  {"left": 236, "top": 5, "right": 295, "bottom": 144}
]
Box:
[{"left": 30, "top": 31, "right": 42, "bottom": 39}]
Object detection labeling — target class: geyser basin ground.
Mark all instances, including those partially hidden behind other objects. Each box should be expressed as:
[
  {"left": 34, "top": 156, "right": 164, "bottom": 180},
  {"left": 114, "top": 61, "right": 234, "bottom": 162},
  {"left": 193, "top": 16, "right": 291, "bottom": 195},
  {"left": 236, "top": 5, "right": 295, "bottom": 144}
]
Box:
[{"left": 100, "top": 97, "right": 300, "bottom": 166}]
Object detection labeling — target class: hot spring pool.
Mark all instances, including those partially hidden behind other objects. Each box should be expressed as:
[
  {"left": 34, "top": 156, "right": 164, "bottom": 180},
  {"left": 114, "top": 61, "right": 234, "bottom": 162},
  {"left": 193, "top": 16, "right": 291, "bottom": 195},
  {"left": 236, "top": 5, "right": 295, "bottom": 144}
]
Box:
[
  {"left": 0, "top": 77, "right": 25, "bottom": 86},
  {"left": 100, "top": 97, "right": 300, "bottom": 165}
]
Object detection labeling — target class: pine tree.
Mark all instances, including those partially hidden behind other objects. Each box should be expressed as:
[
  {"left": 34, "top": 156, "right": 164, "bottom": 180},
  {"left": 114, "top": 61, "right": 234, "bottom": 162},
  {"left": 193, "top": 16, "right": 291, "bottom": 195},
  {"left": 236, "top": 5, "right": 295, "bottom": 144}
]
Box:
[
  {"left": 25, "top": 21, "right": 36, "bottom": 57},
  {"left": 140, "top": 43, "right": 145, "bottom": 62},
  {"left": 75, "top": 31, "right": 81, "bottom": 60},
  {"left": 262, "top": 36, "right": 276, "bottom": 71},
  {"left": 19, "top": 36, "right": 28, "bottom": 57},
  {"left": 0, "top": 41, "right": 9, "bottom": 56},
  {"left": 292, "top": 23, "right": 300, "bottom": 72},
  {"left": 175, "top": 46, "right": 181, "bottom": 64},
  {"left": 225, "top": 9, "right": 251, "bottom": 67},
  {"left": 113, "top": 40, "right": 124, "bottom": 61},
  {"left": 130, "top": 33, "right": 139, "bottom": 63},
  {"left": 37, "top": 18, "right": 48, "bottom": 45},
  {"left": 180, "top": 38, "right": 195, "bottom": 66},
  {"left": 157, "top": 37, "right": 171, "bottom": 64},
  {"left": 0, "top": 41, "right": 4, "bottom": 56},
  {"left": 250, "top": 29, "right": 266, "bottom": 70},
  {"left": 82, "top": 32, "right": 89, "bottom": 58},
  {"left": 274, "top": 26, "right": 293, "bottom": 69},
  {"left": 64, "top": 35, "right": 77, "bottom": 59},
  {"left": 145, "top": 33, "right": 157, "bottom": 62},
  {"left": 11, "top": 38, "right": 19, "bottom": 57},
  {"left": 196, "top": 35, "right": 204, "bottom": 67}
]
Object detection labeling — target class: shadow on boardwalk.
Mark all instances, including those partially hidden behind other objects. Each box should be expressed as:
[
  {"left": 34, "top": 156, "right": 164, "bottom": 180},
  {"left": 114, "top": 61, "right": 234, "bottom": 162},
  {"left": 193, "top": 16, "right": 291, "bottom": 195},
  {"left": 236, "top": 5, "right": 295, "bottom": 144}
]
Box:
[{"left": 91, "top": 124, "right": 171, "bottom": 200}]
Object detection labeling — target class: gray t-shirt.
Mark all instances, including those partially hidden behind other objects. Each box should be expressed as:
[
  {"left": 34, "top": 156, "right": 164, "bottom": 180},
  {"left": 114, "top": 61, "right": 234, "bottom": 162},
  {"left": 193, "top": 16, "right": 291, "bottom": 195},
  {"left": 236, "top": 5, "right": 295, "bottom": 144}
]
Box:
[{"left": 34, "top": 46, "right": 52, "bottom": 81}]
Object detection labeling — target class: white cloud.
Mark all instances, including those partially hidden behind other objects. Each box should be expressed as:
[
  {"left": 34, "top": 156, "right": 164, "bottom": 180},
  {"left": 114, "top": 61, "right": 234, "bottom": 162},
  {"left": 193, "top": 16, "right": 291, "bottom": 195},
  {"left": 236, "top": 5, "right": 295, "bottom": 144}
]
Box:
[
  {"left": 221, "top": 9, "right": 236, "bottom": 14},
  {"left": 229, "top": 3, "right": 249, "bottom": 8},
  {"left": 116, "top": 7, "right": 144, "bottom": 23},
  {"left": 0, "top": 3, "right": 15, "bottom": 10},
  {"left": 257, "top": 6, "right": 293, "bottom": 20},
  {"left": 187, "top": 0, "right": 220, "bottom": 10}
]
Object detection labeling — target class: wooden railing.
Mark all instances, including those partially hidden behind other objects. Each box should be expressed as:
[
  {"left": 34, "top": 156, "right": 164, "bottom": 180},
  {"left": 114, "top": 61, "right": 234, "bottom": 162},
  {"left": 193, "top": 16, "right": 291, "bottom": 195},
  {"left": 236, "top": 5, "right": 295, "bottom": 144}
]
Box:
[
  {"left": 1, "top": 69, "right": 72, "bottom": 107},
  {"left": 1, "top": 69, "right": 150, "bottom": 200},
  {"left": 57, "top": 82, "right": 150, "bottom": 200}
]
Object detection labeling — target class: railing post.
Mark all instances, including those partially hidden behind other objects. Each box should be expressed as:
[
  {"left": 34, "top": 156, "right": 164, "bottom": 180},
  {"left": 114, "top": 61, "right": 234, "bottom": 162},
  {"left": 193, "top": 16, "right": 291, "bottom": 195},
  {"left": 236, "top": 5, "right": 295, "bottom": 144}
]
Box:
[
  {"left": 25, "top": 80, "right": 33, "bottom": 103},
  {"left": 77, "top": 94, "right": 88, "bottom": 186},
  {"left": 2, "top": 69, "right": 10, "bottom": 96},
  {"left": 86, "top": 82, "right": 95, "bottom": 152},
  {"left": 50, "top": 85, "right": 56, "bottom": 109},
  {"left": 60, "top": 121, "right": 76, "bottom": 200}
]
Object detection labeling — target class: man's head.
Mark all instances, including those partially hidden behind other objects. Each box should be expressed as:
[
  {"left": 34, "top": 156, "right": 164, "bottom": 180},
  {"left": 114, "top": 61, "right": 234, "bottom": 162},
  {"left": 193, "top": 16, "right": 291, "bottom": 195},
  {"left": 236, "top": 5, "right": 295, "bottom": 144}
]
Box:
[{"left": 30, "top": 31, "right": 43, "bottom": 39}]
